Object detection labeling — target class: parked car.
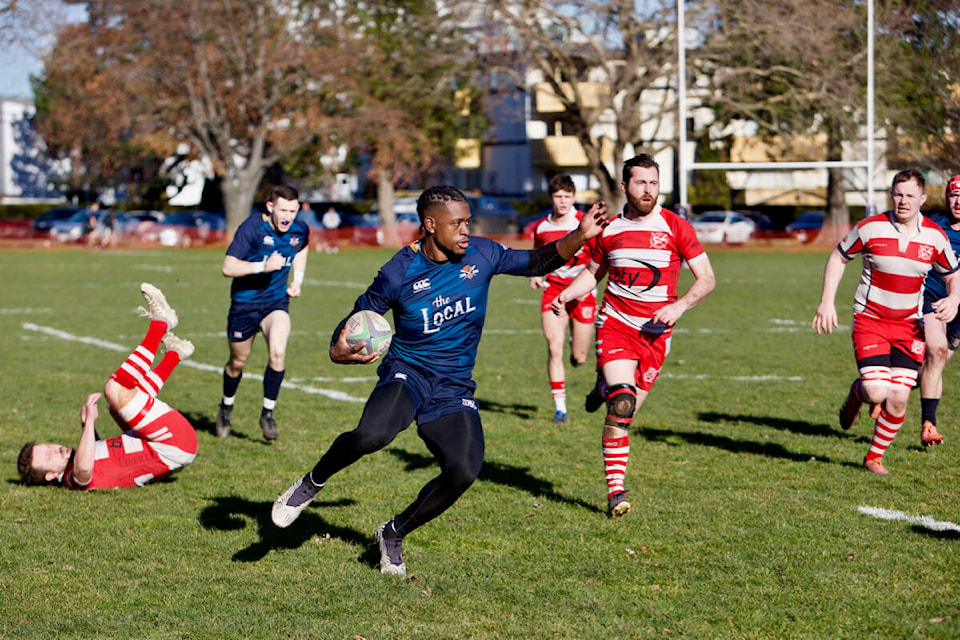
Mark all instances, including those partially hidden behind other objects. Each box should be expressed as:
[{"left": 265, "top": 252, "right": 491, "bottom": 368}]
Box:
[
  {"left": 690, "top": 210, "right": 756, "bottom": 244},
  {"left": 464, "top": 194, "right": 520, "bottom": 235},
  {"left": 32, "top": 207, "right": 80, "bottom": 236},
  {"left": 150, "top": 211, "right": 226, "bottom": 247},
  {"left": 348, "top": 198, "right": 423, "bottom": 246},
  {"left": 50, "top": 209, "right": 130, "bottom": 244},
  {"left": 785, "top": 211, "right": 826, "bottom": 243}
]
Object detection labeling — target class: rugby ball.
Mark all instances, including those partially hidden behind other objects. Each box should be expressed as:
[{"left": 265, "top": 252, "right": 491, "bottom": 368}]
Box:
[{"left": 344, "top": 309, "right": 393, "bottom": 357}]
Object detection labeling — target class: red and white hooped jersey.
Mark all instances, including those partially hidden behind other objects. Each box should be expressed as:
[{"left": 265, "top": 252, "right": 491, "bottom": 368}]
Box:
[
  {"left": 839, "top": 212, "right": 959, "bottom": 321},
  {"left": 531, "top": 211, "right": 595, "bottom": 286},
  {"left": 591, "top": 205, "right": 707, "bottom": 334}
]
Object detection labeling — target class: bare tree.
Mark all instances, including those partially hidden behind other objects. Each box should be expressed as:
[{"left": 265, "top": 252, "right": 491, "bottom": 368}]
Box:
[
  {"left": 34, "top": 1, "right": 352, "bottom": 232},
  {"left": 697, "top": 0, "right": 877, "bottom": 242},
  {"left": 483, "top": 0, "right": 684, "bottom": 210},
  {"left": 0, "top": 0, "right": 72, "bottom": 53}
]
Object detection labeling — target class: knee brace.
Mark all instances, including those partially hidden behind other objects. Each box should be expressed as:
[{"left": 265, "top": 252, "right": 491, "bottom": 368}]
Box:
[{"left": 605, "top": 383, "right": 636, "bottom": 429}]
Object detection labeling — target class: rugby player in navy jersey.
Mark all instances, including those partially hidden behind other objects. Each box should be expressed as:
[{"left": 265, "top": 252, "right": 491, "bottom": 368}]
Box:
[
  {"left": 216, "top": 185, "right": 310, "bottom": 441},
  {"left": 272, "top": 185, "right": 609, "bottom": 575}
]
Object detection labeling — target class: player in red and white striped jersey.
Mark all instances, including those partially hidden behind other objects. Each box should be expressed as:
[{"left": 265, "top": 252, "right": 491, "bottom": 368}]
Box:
[
  {"left": 813, "top": 168, "right": 960, "bottom": 475},
  {"left": 554, "top": 154, "right": 716, "bottom": 516},
  {"left": 18, "top": 284, "right": 198, "bottom": 489},
  {"left": 529, "top": 174, "right": 600, "bottom": 424}
]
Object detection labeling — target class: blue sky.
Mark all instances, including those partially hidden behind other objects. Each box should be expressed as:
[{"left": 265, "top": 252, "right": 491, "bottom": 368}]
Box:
[{"left": 0, "top": 45, "right": 43, "bottom": 97}]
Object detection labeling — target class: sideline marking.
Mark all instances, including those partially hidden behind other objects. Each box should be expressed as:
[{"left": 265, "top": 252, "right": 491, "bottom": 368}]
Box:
[
  {"left": 857, "top": 506, "right": 960, "bottom": 533},
  {"left": 1, "top": 308, "right": 53, "bottom": 315},
  {"left": 21, "top": 322, "right": 366, "bottom": 403}
]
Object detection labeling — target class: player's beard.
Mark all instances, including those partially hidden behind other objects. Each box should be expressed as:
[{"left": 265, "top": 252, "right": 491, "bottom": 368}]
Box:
[{"left": 627, "top": 194, "right": 656, "bottom": 217}]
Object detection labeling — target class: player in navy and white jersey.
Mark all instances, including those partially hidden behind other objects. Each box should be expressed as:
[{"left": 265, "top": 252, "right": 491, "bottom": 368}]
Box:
[
  {"left": 272, "top": 185, "right": 609, "bottom": 576},
  {"left": 918, "top": 175, "right": 960, "bottom": 446},
  {"left": 216, "top": 184, "right": 310, "bottom": 441},
  {"left": 18, "top": 284, "right": 197, "bottom": 490}
]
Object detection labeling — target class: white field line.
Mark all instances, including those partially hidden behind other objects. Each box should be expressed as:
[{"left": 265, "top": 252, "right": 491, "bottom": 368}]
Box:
[
  {"left": 857, "top": 506, "right": 960, "bottom": 533},
  {"left": 21, "top": 323, "right": 366, "bottom": 403},
  {"left": 1, "top": 308, "right": 54, "bottom": 314}
]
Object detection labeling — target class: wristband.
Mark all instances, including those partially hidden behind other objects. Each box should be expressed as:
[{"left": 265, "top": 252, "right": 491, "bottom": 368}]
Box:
[
  {"left": 293, "top": 271, "right": 305, "bottom": 285},
  {"left": 253, "top": 260, "right": 265, "bottom": 274}
]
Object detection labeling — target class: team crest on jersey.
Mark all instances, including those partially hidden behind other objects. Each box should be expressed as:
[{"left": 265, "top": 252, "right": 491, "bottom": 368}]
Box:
[
  {"left": 918, "top": 245, "right": 933, "bottom": 261},
  {"left": 290, "top": 237, "right": 300, "bottom": 247},
  {"left": 650, "top": 232, "right": 669, "bottom": 250},
  {"left": 643, "top": 367, "right": 659, "bottom": 384},
  {"left": 263, "top": 235, "right": 275, "bottom": 246},
  {"left": 459, "top": 265, "right": 479, "bottom": 280}
]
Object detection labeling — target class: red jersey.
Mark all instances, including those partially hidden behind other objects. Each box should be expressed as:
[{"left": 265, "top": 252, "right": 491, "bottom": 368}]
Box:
[
  {"left": 591, "top": 205, "right": 707, "bottom": 335},
  {"left": 532, "top": 211, "right": 594, "bottom": 286},
  {"left": 62, "top": 405, "right": 197, "bottom": 490},
  {"left": 839, "top": 212, "right": 959, "bottom": 322}
]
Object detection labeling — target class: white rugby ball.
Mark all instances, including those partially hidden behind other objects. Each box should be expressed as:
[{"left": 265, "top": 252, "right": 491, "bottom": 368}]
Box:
[{"left": 344, "top": 309, "right": 393, "bottom": 357}]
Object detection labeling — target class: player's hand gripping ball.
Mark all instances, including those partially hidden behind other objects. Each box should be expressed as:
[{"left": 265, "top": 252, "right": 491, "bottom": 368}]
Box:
[{"left": 344, "top": 310, "right": 393, "bottom": 358}]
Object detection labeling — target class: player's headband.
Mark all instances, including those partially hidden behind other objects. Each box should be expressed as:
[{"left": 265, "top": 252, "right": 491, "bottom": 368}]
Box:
[{"left": 948, "top": 175, "right": 960, "bottom": 195}]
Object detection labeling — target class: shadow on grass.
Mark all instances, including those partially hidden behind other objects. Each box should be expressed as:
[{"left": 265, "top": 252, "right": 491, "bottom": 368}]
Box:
[
  {"left": 199, "top": 495, "right": 380, "bottom": 566},
  {"left": 635, "top": 426, "right": 864, "bottom": 471},
  {"left": 475, "top": 397, "right": 540, "bottom": 420},
  {"left": 697, "top": 411, "right": 855, "bottom": 439},
  {"left": 912, "top": 526, "right": 960, "bottom": 540},
  {"left": 388, "top": 448, "right": 603, "bottom": 515},
  {"left": 182, "top": 411, "right": 266, "bottom": 445}
]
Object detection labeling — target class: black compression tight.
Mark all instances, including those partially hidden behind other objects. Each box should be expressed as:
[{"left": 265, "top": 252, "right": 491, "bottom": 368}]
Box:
[{"left": 309, "top": 381, "right": 485, "bottom": 538}]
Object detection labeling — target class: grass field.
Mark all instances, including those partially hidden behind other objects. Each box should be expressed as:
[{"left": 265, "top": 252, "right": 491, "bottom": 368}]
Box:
[{"left": 1, "top": 245, "right": 958, "bottom": 639}]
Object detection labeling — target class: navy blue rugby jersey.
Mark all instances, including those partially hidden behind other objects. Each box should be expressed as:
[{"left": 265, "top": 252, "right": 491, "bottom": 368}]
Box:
[
  {"left": 226, "top": 212, "right": 310, "bottom": 304},
  {"left": 924, "top": 213, "right": 960, "bottom": 302},
  {"left": 352, "top": 236, "right": 534, "bottom": 388}
]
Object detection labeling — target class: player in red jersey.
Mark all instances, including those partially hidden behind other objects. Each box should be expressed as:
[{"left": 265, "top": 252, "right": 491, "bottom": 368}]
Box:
[
  {"left": 554, "top": 154, "right": 716, "bottom": 516},
  {"left": 813, "top": 168, "right": 960, "bottom": 475},
  {"left": 18, "top": 284, "right": 198, "bottom": 489},
  {"left": 529, "top": 174, "right": 598, "bottom": 423}
]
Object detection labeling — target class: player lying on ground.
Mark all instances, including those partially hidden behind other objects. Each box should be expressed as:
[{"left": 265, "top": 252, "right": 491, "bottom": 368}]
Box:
[{"left": 18, "top": 283, "right": 198, "bottom": 489}]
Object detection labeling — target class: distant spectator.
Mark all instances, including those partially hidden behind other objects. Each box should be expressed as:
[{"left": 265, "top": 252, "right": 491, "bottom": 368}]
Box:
[
  {"left": 100, "top": 209, "right": 118, "bottom": 250},
  {"left": 85, "top": 202, "right": 101, "bottom": 249},
  {"left": 299, "top": 201, "right": 319, "bottom": 228}
]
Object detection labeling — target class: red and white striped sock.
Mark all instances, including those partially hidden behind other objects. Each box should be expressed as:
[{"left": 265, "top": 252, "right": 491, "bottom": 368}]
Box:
[
  {"left": 602, "top": 435, "right": 630, "bottom": 497},
  {"left": 551, "top": 381, "right": 567, "bottom": 414},
  {"left": 110, "top": 320, "right": 168, "bottom": 397},
  {"left": 866, "top": 408, "right": 904, "bottom": 462}
]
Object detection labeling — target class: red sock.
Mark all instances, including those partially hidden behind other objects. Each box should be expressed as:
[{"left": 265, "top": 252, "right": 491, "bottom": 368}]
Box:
[
  {"left": 866, "top": 408, "right": 904, "bottom": 462},
  {"left": 110, "top": 320, "right": 167, "bottom": 391},
  {"left": 602, "top": 435, "right": 630, "bottom": 497}
]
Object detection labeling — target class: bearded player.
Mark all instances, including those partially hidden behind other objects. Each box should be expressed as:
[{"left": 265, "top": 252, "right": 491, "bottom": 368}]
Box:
[{"left": 554, "top": 154, "right": 716, "bottom": 516}]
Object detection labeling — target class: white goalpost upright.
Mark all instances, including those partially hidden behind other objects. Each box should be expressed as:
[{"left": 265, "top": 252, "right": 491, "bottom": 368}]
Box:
[{"left": 676, "top": 0, "right": 877, "bottom": 215}]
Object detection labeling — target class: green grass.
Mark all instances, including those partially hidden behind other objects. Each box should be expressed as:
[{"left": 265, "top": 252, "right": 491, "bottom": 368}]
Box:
[{"left": 1, "top": 246, "right": 959, "bottom": 639}]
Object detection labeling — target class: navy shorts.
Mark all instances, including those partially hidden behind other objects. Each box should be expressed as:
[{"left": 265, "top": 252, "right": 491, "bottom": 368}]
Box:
[
  {"left": 226, "top": 298, "right": 289, "bottom": 342},
  {"left": 922, "top": 296, "right": 960, "bottom": 350},
  {"left": 375, "top": 360, "right": 479, "bottom": 425}
]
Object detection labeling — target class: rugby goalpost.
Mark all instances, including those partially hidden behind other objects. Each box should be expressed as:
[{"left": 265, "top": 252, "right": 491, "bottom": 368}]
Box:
[{"left": 675, "top": 0, "right": 877, "bottom": 215}]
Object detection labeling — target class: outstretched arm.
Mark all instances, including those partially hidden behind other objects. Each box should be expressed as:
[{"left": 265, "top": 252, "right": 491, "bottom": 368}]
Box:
[
  {"left": 812, "top": 248, "right": 850, "bottom": 334},
  {"left": 524, "top": 201, "right": 609, "bottom": 277},
  {"left": 552, "top": 264, "right": 602, "bottom": 318},
  {"left": 72, "top": 392, "right": 101, "bottom": 486},
  {"left": 653, "top": 256, "right": 716, "bottom": 327}
]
